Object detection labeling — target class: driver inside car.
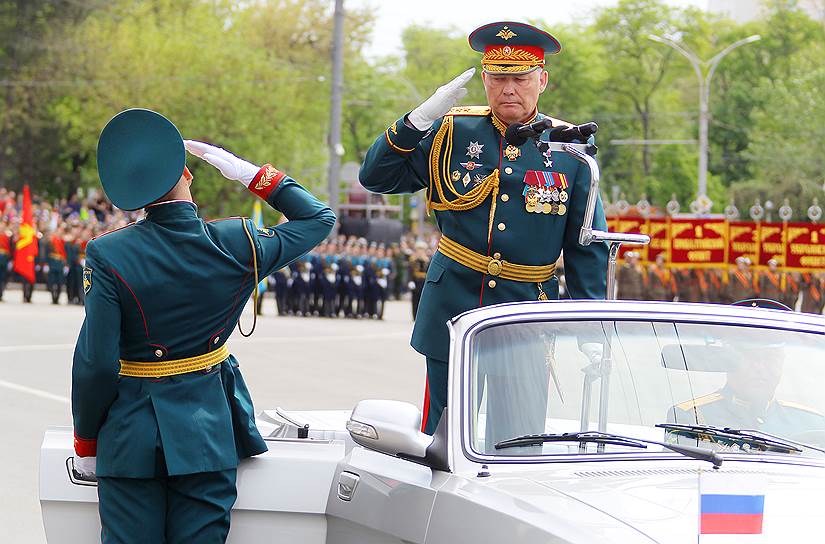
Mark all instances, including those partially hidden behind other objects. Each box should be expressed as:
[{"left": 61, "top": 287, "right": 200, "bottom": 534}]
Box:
[{"left": 668, "top": 341, "right": 825, "bottom": 437}]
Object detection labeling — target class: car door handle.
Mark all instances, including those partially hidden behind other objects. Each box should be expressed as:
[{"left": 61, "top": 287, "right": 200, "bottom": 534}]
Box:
[{"left": 337, "top": 471, "right": 360, "bottom": 501}]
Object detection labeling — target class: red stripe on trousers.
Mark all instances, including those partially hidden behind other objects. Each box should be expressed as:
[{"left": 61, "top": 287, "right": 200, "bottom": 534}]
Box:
[{"left": 421, "top": 376, "right": 430, "bottom": 432}]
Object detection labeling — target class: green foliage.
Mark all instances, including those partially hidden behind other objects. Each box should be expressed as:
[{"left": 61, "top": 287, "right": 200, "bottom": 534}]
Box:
[{"left": 1, "top": 0, "right": 824, "bottom": 217}]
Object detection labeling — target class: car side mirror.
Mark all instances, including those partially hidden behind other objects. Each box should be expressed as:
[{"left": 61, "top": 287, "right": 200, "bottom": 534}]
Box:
[{"left": 346, "top": 400, "right": 433, "bottom": 459}]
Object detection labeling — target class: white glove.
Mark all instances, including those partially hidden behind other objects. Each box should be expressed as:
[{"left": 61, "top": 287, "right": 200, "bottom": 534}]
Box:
[
  {"left": 184, "top": 140, "right": 260, "bottom": 186},
  {"left": 42, "top": 264, "right": 49, "bottom": 274},
  {"left": 74, "top": 456, "right": 96, "bottom": 478},
  {"left": 407, "top": 68, "right": 475, "bottom": 131},
  {"left": 408, "top": 281, "right": 416, "bottom": 290},
  {"left": 580, "top": 342, "right": 604, "bottom": 364}
]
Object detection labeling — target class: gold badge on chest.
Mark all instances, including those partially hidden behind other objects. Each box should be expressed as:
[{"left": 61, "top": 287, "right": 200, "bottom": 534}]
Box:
[{"left": 504, "top": 145, "right": 521, "bottom": 161}]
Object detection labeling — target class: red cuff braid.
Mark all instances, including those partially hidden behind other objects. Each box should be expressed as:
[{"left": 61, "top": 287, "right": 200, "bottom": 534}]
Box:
[
  {"left": 74, "top": 433, "right": 97, "bottom": 457},
  {"left": 247, "top": 164, "right": 286, "bottom": 201}
]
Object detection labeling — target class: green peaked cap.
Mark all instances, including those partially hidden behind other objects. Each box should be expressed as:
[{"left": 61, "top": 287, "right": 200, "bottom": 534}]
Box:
[{"left": 97, "top": 109, "right": 185, "bottom": 211}]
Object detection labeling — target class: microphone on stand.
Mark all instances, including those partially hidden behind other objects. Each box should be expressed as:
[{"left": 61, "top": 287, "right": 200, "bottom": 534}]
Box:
[
  {"left": 504, "top": 119, "right": 598, "bottom": 146},
  {"left": 504, "top": 118, "right": 554, "bottom": 146}
]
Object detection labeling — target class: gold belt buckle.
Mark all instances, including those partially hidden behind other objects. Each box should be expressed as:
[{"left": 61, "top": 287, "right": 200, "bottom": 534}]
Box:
[{"left": 487, "top": 258, "right": 503, "bottom": 276}]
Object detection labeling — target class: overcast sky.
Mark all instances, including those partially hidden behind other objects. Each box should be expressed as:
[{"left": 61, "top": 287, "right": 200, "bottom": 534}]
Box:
[{"left": 348, "top": 0, "right": 709, "bottom": 57}]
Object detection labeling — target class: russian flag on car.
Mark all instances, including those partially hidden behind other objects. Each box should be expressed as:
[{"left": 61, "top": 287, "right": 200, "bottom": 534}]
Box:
[{"left": 699, "top": 471, "right": 767, "bottom": 541}]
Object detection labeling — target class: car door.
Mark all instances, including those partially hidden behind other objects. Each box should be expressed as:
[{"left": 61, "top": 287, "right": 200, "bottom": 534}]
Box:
[{"left": 325, "top": 446, "right": 449, "bottom": 544}]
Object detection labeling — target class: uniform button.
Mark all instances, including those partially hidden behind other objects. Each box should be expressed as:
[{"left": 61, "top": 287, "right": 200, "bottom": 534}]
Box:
[
  {"left": 501, "top": 194, "right": 509, "bottom": 202},
  {"left": 154, "top": 349, "right": 163, "bottom": 358},
  {"left": 213, "top": 336, "right": 220, "bottom": 344},
  {"left": 488, "top": 280, "right": 497, "bottom": 289},
  {"left": 504, "top": 167, "right": 513, "bottom": 175},
  {"left": 497, "top": 222, "right": 506, "bottom": 231},
  {"left": 493, "top": 252, "right": 501, "bottom": 259}
]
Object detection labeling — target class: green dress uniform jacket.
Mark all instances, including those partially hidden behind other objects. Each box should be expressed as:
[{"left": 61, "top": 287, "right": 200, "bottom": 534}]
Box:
[
  {"left": 360, "top": 107, "right": 608, "bottom": 361},
  {"left": 72, "top": 171, "right": 335, "bottom": 478}
]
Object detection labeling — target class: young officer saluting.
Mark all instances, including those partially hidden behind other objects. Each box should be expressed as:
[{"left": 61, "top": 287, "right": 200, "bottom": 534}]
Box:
[
  {"left": 71, "top": 109, "right": 335, "bottom": 542},
  {"left": 359, "top": 22, "right": 608, "bottom": 434}
]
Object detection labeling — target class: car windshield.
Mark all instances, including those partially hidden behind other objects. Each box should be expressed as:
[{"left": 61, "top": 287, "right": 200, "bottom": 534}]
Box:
[{"left": 468, "top": 320, "right": 825, "bottom": 459}]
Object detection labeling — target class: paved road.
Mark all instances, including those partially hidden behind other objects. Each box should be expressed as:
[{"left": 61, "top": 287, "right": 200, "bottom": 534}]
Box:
[{"left": 0, "top": 290, "right": 423, "bottom": 542}]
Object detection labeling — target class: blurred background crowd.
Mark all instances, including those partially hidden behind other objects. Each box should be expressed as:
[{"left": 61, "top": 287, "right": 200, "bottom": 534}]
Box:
[{"left": 4, "top": 181, "right": 822, "bottom": 316}]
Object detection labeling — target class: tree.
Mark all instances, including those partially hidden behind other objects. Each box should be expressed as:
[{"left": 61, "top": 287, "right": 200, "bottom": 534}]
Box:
[{"left": 594, "top": 0, "right": 684, "bottom": 179}]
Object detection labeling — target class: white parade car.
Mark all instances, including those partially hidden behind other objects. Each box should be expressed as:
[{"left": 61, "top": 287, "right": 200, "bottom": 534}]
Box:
[{"left": 40, "top": 299, "right": 825, "bottom": 543}]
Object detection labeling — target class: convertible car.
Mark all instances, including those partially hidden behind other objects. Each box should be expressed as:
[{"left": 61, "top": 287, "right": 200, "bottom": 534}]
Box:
[{"left": 41, "top": 299, "right": 825, "bottom": 543}]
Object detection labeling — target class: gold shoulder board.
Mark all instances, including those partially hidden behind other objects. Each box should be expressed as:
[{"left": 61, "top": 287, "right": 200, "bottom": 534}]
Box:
[
  {"left": 448, "top": 106, "right": 491, "bottom": 116},
  {"left": 675, "top": 392, "right": 723, "bottom": 411},
  {"left": 777, "top": 400, "right": 824, "bottom": 416}
]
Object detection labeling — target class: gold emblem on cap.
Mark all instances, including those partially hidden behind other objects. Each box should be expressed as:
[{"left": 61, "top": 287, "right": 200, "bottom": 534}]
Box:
[{"left": 496, "top": 26, "right": 517, "bottom": 40}]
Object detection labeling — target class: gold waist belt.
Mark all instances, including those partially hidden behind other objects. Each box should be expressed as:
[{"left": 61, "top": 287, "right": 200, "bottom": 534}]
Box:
[
  {"left": 437, "top": 236, "right": 556, "bottom": 282},
  {"left": 119, "top": 345, "right": 230, "bottom": 378}
]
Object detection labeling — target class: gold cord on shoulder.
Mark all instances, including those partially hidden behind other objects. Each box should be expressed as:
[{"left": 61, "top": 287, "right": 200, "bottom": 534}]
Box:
[
  {"left": 238, "top": 218, "right": 259, "bottom": 337},
  {"left": 427, "top": 114, "right": 503, "bottom": 240}
]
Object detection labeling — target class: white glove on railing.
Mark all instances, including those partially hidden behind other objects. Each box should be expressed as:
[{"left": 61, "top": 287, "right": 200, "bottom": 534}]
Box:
[
  {"left": 580, "top": 342, "right": 604, "bottom": 364},
  {"left": 184, "top": 140, "right": 260, "bottom": 187},
  {"left": 407, "top": 68, "right": 475, "bottom": 131},
  {"left": 74, "top": 455, "right": 96, "bottom": 478}
]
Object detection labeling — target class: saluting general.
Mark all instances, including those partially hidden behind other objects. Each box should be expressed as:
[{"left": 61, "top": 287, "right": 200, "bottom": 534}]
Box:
[
  {"left": 359, "top": 22, "right": 608, "bottom": 434},
  {"left": 71, "top": 109, "right": 335, "bottom": 543}
]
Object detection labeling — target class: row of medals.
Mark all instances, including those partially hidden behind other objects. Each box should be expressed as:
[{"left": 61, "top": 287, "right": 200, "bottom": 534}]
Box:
[{"left": 525, "top": 186, "right": 568, "bottom": 215}]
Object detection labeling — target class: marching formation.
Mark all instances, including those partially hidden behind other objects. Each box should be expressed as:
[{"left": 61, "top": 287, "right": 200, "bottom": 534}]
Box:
[
  {"left": 265, "top": 235, "right": 432, "bottom": 320},
  {"left": 616, "top": 251, "right": 825, "bottom": 313}
]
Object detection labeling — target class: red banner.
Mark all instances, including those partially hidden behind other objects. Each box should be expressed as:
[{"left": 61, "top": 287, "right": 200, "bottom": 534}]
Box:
[
  {"left": 784, "top": 222, "right": 825, "bottom": 270},
  {"left": 759, "top": 223, "right": 784, "bottom": 267},
  {"left": 668, "top": 218, "right": 728, "bottom": 268},
  {"left": 728, "top": 221, "right": 760, "bottom": 265},
  {"left": 605, "top": 215, "right": 825, "bottom": 272},
  {"left": 607, "top": 217, "right": 646, "bottom": 259},
  {"left": 646, "top": 218, "right": 669, "bottom": 263},
  {"left": 13, "top": 185, "right": 37, "bottom": 284}
]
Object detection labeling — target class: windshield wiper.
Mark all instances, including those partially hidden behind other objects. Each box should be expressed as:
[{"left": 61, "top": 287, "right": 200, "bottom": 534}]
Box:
[
  {"left": 656, "top": 423, "right": 804, "bottom": 454},
  {"left": 495, "top": 431, "right": 723, "bottom": 467}
]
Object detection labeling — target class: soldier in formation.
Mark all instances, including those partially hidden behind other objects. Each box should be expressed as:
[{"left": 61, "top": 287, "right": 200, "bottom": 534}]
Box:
[
  {"left": 616, "top": 251, "right": 646, "bottom": 300},
  {"left": 408, "top": 240, "right": 431, "bottom": 320},
  {"left": 800, "top": 272, "right": 825, "bottom": 315},
  {"left": 725, "top": 256, "right": 756, "bottom": 303},
  {"left": 0, "top": 218, "right": 11, "bottom": 301},
  {"left": 646, "top": 253, "right": 674, "bottom": 301}
]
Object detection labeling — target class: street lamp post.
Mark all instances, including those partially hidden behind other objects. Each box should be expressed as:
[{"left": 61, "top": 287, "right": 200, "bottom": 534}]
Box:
[{"left": 648, "top": 34, "right": 760, "bottom": 199}]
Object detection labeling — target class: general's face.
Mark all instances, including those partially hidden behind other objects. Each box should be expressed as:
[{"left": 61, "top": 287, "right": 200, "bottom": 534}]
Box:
[{"left": 482, "top": 69, "right": 548, "bottom": 125}]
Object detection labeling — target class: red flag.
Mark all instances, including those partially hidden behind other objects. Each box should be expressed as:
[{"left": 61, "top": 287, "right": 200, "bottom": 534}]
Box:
[{"left": 13, "top": 185, "right": 38, "bottom": 285}]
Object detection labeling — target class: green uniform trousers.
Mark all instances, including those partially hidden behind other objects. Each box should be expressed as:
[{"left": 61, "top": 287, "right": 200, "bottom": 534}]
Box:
[{"left": 97, "top": 468, "right": 237, "bottom": 544}]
